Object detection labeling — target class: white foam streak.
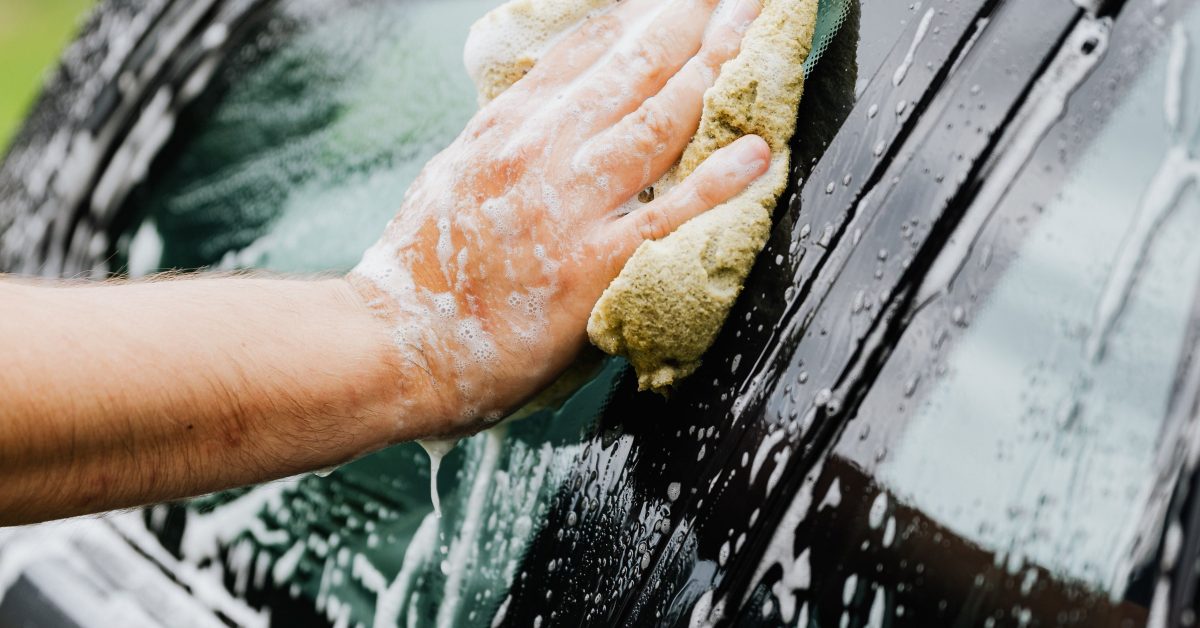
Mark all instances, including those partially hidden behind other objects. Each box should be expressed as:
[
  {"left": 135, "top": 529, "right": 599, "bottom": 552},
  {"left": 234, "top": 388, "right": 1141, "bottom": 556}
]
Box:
[
  {"left": 892, "top": 8, "right": 936, "bottom": 87},
  {"left": 419, "top": 439, "right": 461, "bottom": 518},
  {"left": 436, "top": 427, "right": 508, "bottom": 628}
]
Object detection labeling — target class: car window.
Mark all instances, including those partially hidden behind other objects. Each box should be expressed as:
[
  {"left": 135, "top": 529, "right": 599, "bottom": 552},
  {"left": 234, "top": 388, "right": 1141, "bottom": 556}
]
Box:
[
  {"left": 118, "top": 0, "right": 496, "bottom": 274},
  {"left": 742, "top": 2, "right": 1200, "bottom": 625},
  {"left": 492, "top": 1, "right": 1095, "bottom": 624}
]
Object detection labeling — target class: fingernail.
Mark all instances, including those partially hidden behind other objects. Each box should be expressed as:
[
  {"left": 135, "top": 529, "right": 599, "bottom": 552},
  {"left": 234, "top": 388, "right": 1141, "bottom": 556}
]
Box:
[
  {"left": 735, "top": 138, "right": 769, "bottom": 174},
  {"left": 735, "top": 137, "right": 766, "bottom": 162}
]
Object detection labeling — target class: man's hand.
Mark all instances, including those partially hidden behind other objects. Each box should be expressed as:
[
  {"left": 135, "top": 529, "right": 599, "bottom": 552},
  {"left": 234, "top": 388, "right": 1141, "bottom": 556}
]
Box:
[
  {"left": 0, "top": 0, "right": 767, "bottom": 525},
  {"left": 350, "top": 0, "right": 769, "bottom": 438}
]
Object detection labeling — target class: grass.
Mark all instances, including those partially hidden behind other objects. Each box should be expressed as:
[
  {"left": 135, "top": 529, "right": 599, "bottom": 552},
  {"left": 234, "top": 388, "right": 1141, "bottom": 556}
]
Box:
[{"left": 0, "top": 0, "right": 95, "bottom": 150}]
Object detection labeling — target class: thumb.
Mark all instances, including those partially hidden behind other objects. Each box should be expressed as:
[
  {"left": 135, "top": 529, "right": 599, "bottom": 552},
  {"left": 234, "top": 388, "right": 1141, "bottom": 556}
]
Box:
[{"left": 607, "top": 135, "right": 771, "bottom": 261}]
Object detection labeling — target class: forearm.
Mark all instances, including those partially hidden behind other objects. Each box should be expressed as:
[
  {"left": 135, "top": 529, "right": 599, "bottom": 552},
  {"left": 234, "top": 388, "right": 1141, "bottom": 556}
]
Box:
[{"left": 0, "top": 275, "right": 424, "bottom": 525}]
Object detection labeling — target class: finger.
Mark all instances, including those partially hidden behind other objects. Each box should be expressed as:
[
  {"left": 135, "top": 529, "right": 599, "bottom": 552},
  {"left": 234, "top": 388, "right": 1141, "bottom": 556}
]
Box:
[
  {"left": 556, "top": 0, "right": 730, "bottom": 133},
  {"left": 515, "top": 0, "right": 702, "bottom": 102},
  {"left": 604, "top": 135, "right": 770, "bottom": 260},
  {"left": 577, "top": 0, "right": 761, "bottom": 206},
  {"left": 514, "top": 13, "right": 625, "bottom": 96}
]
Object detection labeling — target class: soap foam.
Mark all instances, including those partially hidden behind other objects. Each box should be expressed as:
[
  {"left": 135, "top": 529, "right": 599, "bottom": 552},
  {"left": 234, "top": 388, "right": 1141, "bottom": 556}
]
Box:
[{"left": 464, "top": 0, "right": 620, "bottom": 105}]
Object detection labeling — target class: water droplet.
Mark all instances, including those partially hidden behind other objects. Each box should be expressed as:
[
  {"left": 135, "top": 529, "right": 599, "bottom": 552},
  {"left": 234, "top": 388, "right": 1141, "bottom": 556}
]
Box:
[
  {"left": 843, "top": 574, "right": 858, "bottom": 605},
  {"left": 818, "top": 224, "right": 835, "bottom": 248},
  {"left": 883, "top": 516, "right": 897, "bottom": 547},
  {"left": 951, "top": 306, "right": 967, "bottom": 326},
  {"left": 868, "top": 493, "right": 888, "bottom": 529},
  {"left": 904, "top": 375, "right": 920, "bottom": 397}
]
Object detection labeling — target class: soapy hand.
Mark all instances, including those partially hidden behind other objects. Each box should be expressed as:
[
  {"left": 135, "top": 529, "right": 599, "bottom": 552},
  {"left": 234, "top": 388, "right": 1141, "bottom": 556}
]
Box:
[{"left": 349, "top": 0, "right": 768, "bottom": 438}]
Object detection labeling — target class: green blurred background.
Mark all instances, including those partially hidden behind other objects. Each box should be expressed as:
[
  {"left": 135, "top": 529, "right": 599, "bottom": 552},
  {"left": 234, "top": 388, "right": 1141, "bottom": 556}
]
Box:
[{"left": 0, "top": 0, "right": 94, "bottom": 150}]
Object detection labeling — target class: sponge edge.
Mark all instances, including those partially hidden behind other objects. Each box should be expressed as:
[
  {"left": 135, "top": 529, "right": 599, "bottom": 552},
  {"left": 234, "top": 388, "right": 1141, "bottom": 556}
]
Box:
[
  {"left": 467, "top": 0, "right": 819, "bottom": 395},
  {"left": 464, "top": 0, "right": 616, "bottom": 104},
  {"left": 589, "top": 0, "right": 818, "bottom": 394},
  {"left": 587, "top": 195, "right": 774, "bottom": 392}
]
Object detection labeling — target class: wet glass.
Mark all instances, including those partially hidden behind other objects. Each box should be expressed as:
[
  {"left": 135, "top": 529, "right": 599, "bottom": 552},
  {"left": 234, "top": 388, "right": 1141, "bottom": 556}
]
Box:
[
  {"left": 884, "top": 0, "right": 1200, "bottom": 593},
  {"left": 743, "top": 3, "right": 1200, "bottom": 625},
  {"left": 112, "top": 1, "right": 625, "bottom": 626}
]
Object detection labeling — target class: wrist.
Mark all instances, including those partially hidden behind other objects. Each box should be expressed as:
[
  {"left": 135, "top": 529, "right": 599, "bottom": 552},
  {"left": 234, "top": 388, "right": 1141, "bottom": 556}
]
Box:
[{"left": 339, "top": 274, "right": 465, "bottom": 443}]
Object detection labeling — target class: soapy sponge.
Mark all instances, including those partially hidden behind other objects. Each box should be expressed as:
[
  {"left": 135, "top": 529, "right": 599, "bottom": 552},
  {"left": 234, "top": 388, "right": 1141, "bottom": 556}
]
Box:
[
  {"left": 589, "top": 0, "right": 819, "bottom": 393},
  {"left": 463, "top": 0, "right": 617, "bottom": 105},
  {"left": 468, "top": 0, "right": 823, "bottom": 394}
]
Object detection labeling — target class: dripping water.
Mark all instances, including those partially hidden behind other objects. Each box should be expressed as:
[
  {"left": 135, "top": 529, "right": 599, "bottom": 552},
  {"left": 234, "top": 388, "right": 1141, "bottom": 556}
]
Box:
[{"left": 419, "top": 439, "right": 460, "bottom": 518}]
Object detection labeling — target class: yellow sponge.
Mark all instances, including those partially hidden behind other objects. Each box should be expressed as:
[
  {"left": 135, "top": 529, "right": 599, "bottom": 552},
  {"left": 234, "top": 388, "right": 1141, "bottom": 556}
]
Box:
[{"left": 468, "top": 0, "right": 819, "bottom": 394}]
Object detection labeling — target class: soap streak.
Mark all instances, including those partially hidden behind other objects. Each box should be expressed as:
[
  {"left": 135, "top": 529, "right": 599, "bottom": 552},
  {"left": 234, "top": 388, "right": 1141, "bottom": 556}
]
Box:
[
  {"left": 376, "top": 513, "right": 439, "bottom": 628},
  {"left": 915, "top": 18, "right": 1109, "bottom": 305},
  {"left": 1087, "top": 26, "right": 1198, "bottom": 362},
  {"left": 892, "top": 8, "right": 936, "bottom": 87},
  {"left": 436, "top": 426, "right": 507, "bottom": 628},
  {"left": 419, "top": 439, "right": 461, "bottom": 518}
]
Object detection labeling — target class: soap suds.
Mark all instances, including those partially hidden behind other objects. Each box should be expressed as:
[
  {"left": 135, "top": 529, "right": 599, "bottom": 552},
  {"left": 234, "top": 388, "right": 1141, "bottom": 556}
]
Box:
[{"left": 464, "top": 0, "right": 619, "bottom": 105}]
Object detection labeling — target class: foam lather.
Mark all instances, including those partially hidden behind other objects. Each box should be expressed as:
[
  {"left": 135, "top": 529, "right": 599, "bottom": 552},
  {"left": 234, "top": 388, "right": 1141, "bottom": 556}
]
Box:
[
  {"left": 464, "top": 0, "right": 615, "bottom": 105},
  {"left": 468, "top": 0, "right": 819, "bottom": 395}
]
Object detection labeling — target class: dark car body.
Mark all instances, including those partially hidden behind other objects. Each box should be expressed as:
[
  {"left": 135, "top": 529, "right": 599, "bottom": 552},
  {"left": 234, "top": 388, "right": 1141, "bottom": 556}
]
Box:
[{"left": 1, "top": 0, "right": 1199, "bottom": 626}]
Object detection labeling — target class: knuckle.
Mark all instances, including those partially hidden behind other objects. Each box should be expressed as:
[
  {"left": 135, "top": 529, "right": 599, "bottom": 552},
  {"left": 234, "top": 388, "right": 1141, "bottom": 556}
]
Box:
[
  {"left": 642, "top": 38, "right": 674, "bottom": 66},
  {"left": 627, "top": 40, "right": 672, "bottom": 84},
  {"left": 583, "top": 15, "right": 622, "bottom": 42},
  {"left": 703, "top": 28, "right": 742, "bottom": 66},
  {"left": 466, "top": 110, "right": 502, "bottom": 140},
  {"left": 694, "top": 184, "right": 723, "bottom": 210},
  {"left": 629, "top": 105, "right": 674, "bottom": 155},
  {"left": 635, "top": 207, "right": 674, "bottom": 242},
  {"left": 478, "top": 144, "right": 530, "bottom": 189},
  {"left": 691, "top": 172, "right": 727, "bottom": 208}
]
